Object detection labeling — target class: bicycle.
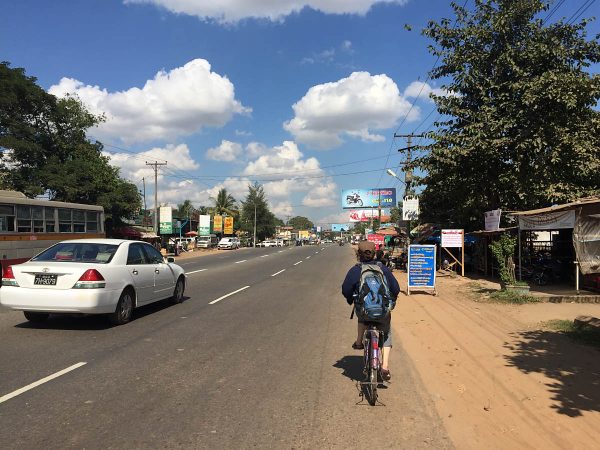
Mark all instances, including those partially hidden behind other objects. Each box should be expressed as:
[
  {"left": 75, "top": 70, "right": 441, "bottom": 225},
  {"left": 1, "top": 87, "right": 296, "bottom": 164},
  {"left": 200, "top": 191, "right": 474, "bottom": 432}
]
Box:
[{"left": 360, "top": 322, "right": 386, "bottom": 406}]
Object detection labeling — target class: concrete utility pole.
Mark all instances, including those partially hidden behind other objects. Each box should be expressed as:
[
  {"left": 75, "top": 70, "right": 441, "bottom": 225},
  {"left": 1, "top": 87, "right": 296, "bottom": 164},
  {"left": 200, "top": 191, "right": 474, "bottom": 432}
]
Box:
[
  {"left": 394, "top": 133, "right": 424, "bottom": 198},
  {"left": 146, "top": 161, "right": 167, "bottom": 233},
  {"left": 142, "top": 177, "right": 147, "bottom": 227}
]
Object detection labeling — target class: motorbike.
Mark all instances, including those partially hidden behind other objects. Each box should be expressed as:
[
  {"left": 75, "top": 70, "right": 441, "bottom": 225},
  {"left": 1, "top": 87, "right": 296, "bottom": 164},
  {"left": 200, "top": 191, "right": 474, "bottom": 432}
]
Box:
[
  {"left": 345, "top": 192, "right": 363, "bottom": 207},
  {"left": 339, "top": 241, "right": 344, "bottom": 246}
]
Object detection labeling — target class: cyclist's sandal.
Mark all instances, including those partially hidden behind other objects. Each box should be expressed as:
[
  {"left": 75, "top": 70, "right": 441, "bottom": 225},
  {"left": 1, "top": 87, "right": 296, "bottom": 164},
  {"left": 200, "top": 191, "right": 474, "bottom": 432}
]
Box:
[
  {"left": 352, "top": 342, "right": 364, "bottom": 350},
  {"left": 380, "top": 369, "right": 391, "bottom": 381}
]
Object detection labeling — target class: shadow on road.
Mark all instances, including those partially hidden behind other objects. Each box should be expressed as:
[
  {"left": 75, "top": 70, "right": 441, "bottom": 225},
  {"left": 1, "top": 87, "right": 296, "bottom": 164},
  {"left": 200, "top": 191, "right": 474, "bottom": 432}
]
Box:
[
  {"left": 504, "top": 330, "right": 600, "bottom": 417},
  {"left": 333, "top": 355, "right": 364, "bottom": 381},
  {"left": 14, "top": 297, "right": 189, "bottom": 331}
]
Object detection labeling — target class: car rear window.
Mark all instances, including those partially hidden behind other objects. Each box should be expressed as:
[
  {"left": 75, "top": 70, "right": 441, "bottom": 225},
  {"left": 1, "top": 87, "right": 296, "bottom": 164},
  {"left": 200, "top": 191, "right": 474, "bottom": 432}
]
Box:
[{"left": 32, "top": 243, "right": 119, "bottom": 264}]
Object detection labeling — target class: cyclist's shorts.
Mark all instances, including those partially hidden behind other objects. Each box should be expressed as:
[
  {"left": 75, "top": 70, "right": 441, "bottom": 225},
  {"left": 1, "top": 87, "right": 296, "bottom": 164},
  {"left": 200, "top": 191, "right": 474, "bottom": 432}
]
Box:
[{"left": 360, "top": 315, "right": 392, "bottom": 347}]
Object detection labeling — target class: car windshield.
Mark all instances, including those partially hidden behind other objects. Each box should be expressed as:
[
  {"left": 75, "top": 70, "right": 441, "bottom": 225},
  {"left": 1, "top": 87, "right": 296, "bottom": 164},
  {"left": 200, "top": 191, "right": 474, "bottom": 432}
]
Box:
[{"left": 31, "top": 243, "right": 119, "bottom": 264}]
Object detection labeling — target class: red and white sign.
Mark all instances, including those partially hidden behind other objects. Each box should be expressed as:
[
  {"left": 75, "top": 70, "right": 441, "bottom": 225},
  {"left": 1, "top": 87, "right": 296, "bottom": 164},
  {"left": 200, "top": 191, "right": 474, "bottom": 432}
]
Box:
[
  {"left": 441, "top": 229, "right": 464, "bottom": 248},
  {"left": 367, "top": 234, "right": 385, "bottom": 247},
  {"left": 348, "top": 209, "right": 391, "bottom": 222}
]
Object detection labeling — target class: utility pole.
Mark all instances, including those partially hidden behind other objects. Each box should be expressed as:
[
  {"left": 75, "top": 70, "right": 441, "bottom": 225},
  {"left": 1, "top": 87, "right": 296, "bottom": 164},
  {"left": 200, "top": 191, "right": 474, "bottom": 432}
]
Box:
[
  {"left": 146, "top": 161, "right": 167, "bottom": 233},
  {"left": 253, "top": 202, "right": 257, "bottom": 248},
  {"left": 393, "top": 133, "right": 424, "bottom": 198},
  {"left": 142, "top": 177, "right": 147, "bottom": 227}
]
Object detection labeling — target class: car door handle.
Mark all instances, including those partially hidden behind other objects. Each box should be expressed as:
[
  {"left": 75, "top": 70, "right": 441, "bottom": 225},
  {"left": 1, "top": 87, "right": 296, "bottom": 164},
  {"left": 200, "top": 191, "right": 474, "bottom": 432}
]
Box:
[{"left": 132, "top": 269, "right": 138, "bottom": 275}]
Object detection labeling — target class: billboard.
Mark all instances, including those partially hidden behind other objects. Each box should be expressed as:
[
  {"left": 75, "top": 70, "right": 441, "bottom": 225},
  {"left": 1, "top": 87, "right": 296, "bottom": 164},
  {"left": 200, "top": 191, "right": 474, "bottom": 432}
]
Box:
[
  {"left": 299, "top": 230, "right": 310, "bottom": 239},
  {"left": 408, "top": 245, "right": 437, "bottom": 294},
  {"left": 199, "top": 215, "right": 211, "bottom": 236},
  {"left": 366, "top": 234, "right": 385, "bottom": 246},
  {"left": 484, "top": 209, "right": 501, "bottom": 231},
  {"left": 224, "top": 216, "right": 234, "bottom": 235},
  {"left": 441, "top": 229, "right": 464, "bottom": 248},
  {"left": 213, "top": 215, "right": 223, "bottom": 233},
  {"left": 341, "top": 188, "right": 396, "bottom": 209},
  {"left": 402, "top": 197, "right": 420, "bottom": 221},
  {"left": 331, "top": 223, "right": 350, "bottom": 232},
  {"left": 159, "top": 206, "right": 173, "bottom": 234},
  {"left": 348, "top": 209, "right": 391, "bottom": 223}
]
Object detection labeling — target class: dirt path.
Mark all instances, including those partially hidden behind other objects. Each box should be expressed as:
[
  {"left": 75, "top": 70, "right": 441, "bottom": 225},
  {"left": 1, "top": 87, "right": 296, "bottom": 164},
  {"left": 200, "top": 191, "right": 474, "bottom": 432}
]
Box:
[{"left": 392, "top": 271, "right": 600, "bottom": 449}]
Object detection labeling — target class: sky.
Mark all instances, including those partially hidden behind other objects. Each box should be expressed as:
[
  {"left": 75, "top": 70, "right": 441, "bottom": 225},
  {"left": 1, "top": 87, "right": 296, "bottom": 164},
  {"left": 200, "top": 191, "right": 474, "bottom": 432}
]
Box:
[{"left": 2, "top": 0, "right": 599, "bottom": 227}]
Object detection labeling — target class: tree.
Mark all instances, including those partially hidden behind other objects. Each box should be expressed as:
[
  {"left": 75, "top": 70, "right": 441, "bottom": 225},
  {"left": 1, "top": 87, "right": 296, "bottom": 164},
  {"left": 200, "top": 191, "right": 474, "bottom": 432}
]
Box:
[
  {"left": 415, "top": 0, "right": 600, "bottom": 231},
  {"left": 239, "top": 182, "right": 277, "bottom": 241},
  {"left": 174, "top": 199, "right": 195, "bottom": 219},
  {"left": 210, "top": 188, "right": 238, "bottom": 217},
  {"left": 0, "top": 62, "right": 141, "bottom": 225},
  {"left": 288, "top": 216, "right": 314, "bottom": 231}
]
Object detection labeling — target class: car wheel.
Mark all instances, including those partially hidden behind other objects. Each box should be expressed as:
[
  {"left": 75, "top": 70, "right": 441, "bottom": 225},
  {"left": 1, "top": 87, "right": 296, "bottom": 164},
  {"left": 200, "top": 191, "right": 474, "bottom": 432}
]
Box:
[
  {"left": 109, "top": 289, "right": 135, "bottom": 326},
  {"left": 23, "top": 311, "right": 49, "bottom": 323},
  {"left": 171, "top": 276, "right": 185, "bottom": 304}
]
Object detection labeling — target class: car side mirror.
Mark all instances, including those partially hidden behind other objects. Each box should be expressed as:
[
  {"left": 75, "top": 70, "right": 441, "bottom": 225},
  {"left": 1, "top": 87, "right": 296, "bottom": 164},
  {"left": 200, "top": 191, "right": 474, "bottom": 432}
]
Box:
[{"left": 167, "top": 257, "right": 175, "bottom": 263}]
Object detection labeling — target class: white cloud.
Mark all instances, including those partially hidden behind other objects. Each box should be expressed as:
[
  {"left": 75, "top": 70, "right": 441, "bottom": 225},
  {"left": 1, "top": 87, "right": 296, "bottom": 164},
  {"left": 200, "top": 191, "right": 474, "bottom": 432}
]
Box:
[
  {"left": 206, "top": 140, "right": 243, "bottom": 162},
  {"left": 283, "top": 72, "right": 419, "bottom": 149},
  {"left": 403, "top": 81, "right": 448, "bottom": 102},
  {"left": 49, "top": 59, "right": 250, "bottom": 144},
  {"left": 270, "top": 201, "right": 293, "bottom": 219},
  {"left": 245, "top": 142, "right": 269, "bottom": 159},
  {"left": 302, "top": 181, "right": 337, "bottom": 207},
  {"left": 124, "top": 0, "right": 409, "bottom": 24}
]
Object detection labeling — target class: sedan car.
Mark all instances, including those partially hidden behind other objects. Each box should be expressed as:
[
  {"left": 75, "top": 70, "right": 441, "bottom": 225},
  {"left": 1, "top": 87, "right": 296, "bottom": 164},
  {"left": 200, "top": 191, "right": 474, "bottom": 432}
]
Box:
[
  {"left": 0, "top": 239, "right": 186, "bottom": 326},
  {"left": 217, "top": 237, "right": 240, "bottom": 249}
]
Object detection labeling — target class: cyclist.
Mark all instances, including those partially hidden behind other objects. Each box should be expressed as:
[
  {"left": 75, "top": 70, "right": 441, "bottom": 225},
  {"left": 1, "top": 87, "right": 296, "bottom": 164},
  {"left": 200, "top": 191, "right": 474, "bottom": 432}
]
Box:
[{"left": 342, "top": 240, "right": 400, "bottom": 380}]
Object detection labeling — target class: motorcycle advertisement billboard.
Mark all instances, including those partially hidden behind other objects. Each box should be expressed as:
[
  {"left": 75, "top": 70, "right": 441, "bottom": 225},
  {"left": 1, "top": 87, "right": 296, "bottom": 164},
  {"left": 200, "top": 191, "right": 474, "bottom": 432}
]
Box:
[{"left": 341, "top": 188, "right": 396, "bottom": 209}]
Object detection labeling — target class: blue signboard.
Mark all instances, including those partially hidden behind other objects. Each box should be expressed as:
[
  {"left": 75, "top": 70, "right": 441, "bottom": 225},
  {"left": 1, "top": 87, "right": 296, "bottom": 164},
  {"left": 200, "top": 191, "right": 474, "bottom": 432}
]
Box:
[
  {"left": 341, "top": 188, "right": 396, "bottom": 209},
  {"left": 408, "top": 245, "right": 437, "bottom": 295},
  {"left": 331, "top": 223, "right": 350, "bottom": 232}
]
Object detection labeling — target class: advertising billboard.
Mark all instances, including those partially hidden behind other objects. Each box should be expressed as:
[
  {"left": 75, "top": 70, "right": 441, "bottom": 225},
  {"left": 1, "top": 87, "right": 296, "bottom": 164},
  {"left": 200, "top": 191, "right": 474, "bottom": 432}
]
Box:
[
  {"left": 348, "top": 209, "right": 391, "bottom": 222},
  {"left": 402, "top": 197, "right": 420, "bottom": 221},
  {"left": 341, "top": 188, "right": 396, "bottom": 209},
  {"left": 299, "top": 230, "right": 310, "bottom": 239},
  {"left": 213, "top": 215, "right": 223, "bottom": 233},
  {"left": 366, "top": 234, "right": 385, "bottom": 246},
  {"left": 224, "top": 216, "right": 234, "bottom": 235},
  {"left": 331, "top": 223, "right": 350, "bottom": 232},
  {"left": 159, "top": 206, "right": 173, "bottom": 234},
  {"left": 199, "top": 215, "right": 211, "bottom": 236}
]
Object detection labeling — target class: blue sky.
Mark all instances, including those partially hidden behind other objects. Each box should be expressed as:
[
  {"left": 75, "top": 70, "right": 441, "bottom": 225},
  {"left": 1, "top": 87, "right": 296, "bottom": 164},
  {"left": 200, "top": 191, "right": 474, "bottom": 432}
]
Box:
[{"left": 2, "top": 0, "right": 599, "bottom": 226}]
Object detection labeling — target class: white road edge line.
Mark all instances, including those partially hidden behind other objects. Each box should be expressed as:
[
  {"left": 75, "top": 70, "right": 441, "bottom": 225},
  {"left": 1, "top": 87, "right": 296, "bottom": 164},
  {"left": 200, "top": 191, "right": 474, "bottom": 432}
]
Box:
[
  {"left": 306, "top": 256, "right": 311, "bottom": 259},
  {"left": 278, "top": 250, "right": 284, "bottom": 253},
  {"left": 235, "top": 260, "right": 247, "bottom": 264},
  {"left": 271, "top": 269, "right": 286, "bottom": 277},
  {"left": 294, "top": 261, "right": 303, "bottom": 266},
  {"left": 209, "top": 286, "right": 251, "bottom": 305},
  {"left": 0, "top": 362, "right": 87, "bottom": 404},
  {"left": 261, "top": 255, "right": 268, "bottom": 258},
  {"left": 186, "top": 269, "right": 207, "bottom": 274}
]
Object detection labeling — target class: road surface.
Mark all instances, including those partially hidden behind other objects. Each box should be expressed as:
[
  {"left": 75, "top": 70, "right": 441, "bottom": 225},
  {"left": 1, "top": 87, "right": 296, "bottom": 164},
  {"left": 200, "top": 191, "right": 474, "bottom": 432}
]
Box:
[{"left": 0, "top": 244, "right": 449, "bottom": 449}]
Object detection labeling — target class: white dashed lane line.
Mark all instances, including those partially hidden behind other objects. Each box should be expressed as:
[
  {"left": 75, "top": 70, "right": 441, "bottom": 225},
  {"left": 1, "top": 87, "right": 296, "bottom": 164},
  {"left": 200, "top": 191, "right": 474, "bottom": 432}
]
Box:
[
  {"left": 261, "top": 255, "right": 268, "bottom": 258},
  {"left": 271, "top": 269, "right": 286, "bottom": 277},
  {"left": 294, "top": 261, "right": 303, "bottom": 266},
  {"left": 235, "top": 260, "right": 247, "bottom": 264},
  {"left": 0, "top": 362, "right": 87, "bottom": 404},
  {"left": 186, "top": 269, "right": 207, "bottom": 275},
  {"left": 305, "top": 256, "right": 311, "bottom": 259},
  {"left": 209, "top": 286, "right": 251, "bottom": 305}
]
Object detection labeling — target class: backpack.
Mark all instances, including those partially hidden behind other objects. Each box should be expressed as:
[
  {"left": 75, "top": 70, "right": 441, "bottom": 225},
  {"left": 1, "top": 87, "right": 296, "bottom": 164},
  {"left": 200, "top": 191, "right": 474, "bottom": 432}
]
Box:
[{"left": 354, "top": 263, "right": 392, "bottom": 322}]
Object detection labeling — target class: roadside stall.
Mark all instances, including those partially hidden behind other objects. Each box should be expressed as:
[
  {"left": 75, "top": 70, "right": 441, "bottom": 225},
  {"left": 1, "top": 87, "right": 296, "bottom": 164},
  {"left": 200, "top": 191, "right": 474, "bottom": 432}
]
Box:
[{"left": 510, "top": 197, "right": 600, "bottom": 291}]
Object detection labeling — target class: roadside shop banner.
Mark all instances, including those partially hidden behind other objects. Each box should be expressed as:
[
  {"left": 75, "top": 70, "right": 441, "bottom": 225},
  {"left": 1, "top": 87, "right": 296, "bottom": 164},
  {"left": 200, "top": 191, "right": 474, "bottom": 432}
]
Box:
[
  {"left": 348, "top": 209, "right": 391, "bottom": 222},
  {"left": 341, "top": 188, "right": 396, "bottom": 209},
  {"left": 213, "top": 215, "right": 223, "bottom": 233},
  {"left": 224, "top": 216, "right": 234, "bottom": 235},
  {"left": 159, "top": 206, "right": 173, "bottom": 234},
  {"left": 441, "top": 229, "right": 464, "bottom": 248},
  {"left": 199, "top": 215, "right": 211, "bottom": 236},
  {"left": 408, "top": 245, "right": 436, "bottom": 292},
  {"left": 331, "top": 223, "right": 350, "bottom": 232},
  {"left": 484, "top": 209, "right": 501, "bottom": 231},
  {"left": 517, "top": 210, "right": 575, "bottom": 230},
  {"left": 366, "top": 234, "right": 385, "bottom": 246}
]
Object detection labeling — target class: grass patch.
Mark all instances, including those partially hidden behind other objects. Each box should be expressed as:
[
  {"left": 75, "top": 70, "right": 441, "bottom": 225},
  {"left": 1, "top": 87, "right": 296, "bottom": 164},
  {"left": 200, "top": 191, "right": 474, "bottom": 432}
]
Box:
[
  {"left": 542, "top": 319, "right": 600, "bottom": 348},
  {"left": 488, "top": 289, "right": 541, "bottom": 304}
]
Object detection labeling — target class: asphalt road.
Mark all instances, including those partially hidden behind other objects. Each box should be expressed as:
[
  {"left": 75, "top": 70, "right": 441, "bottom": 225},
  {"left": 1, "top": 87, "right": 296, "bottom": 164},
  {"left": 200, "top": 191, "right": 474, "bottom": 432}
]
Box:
[{"left": 0, "top": 244, "right": 450, "bottom": 449}]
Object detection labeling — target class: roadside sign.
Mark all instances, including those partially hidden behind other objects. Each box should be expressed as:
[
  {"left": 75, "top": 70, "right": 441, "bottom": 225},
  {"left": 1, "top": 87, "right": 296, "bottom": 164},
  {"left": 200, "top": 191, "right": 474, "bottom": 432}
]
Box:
[
  {"left": 484, "top": 209, "right": 501, "bottom": 231},
  {"left": 441, "top": 229, "right": 463, "bottom": 247},
  {"left": 408, "top": 245, "right": 436, "bottom": 295}
]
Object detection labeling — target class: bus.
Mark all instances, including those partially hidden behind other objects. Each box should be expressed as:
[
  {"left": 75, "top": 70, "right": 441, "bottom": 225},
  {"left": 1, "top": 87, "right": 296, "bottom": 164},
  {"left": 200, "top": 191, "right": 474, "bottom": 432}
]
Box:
[{"left": 0, "top": 190, "right": 105, "bottom": 270}]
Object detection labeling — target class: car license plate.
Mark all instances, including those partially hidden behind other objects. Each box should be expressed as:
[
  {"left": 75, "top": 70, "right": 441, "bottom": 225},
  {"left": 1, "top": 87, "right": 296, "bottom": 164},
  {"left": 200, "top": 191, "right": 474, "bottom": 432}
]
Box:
[{"left": 34, "top": 274, "right": 57, "bottom": 286}]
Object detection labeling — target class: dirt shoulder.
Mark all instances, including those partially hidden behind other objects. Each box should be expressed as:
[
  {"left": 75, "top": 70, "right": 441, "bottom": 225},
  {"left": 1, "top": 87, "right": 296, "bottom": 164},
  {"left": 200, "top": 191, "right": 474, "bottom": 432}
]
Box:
[{"left": 392, "top": 271, "right": 600, "bottom": 449}]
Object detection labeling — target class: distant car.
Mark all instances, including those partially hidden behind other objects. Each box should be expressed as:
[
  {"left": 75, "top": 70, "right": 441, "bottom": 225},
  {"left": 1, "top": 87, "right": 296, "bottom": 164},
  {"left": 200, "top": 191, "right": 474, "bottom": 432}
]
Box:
[
  {"left": 197, "top": 235, "right": 219, "bottom": 248},
  {"left": 217, "top": 237, "right": 240, "bottom": 249},
  {"left": 275, "top": 239, "right": 284, "bottom": 247},
  {"left": 0, "top": 239, "right": 186, "bottom": 326},
  {"left": 262, "top": 240, "right": 277, "bottom": 247}
]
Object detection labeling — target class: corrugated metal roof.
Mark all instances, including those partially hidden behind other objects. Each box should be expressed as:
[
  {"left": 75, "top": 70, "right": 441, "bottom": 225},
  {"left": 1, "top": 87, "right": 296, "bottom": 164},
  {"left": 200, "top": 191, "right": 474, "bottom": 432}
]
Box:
[{"left": 509, "top": 197, "right": 600, "bottom": 216}]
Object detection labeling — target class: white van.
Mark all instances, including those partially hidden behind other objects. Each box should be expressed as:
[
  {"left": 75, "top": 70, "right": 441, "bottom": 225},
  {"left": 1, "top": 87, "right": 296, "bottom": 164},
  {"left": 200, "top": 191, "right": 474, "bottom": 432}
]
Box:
[{"left": 197, "top": 235, "right": 219, "bottom": 248}]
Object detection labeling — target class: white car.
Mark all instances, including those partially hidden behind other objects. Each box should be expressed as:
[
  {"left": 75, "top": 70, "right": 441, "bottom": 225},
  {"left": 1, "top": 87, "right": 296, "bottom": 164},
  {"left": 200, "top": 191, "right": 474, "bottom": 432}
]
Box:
[
  {"left": 0, "top": 239, "right": 186, "bottom": 326},
  {"left": 217, "top": 237, "right": 240, "bottom": 249},
  {"left": 262, "top": 240, "right": 277, "bottom": 247}
]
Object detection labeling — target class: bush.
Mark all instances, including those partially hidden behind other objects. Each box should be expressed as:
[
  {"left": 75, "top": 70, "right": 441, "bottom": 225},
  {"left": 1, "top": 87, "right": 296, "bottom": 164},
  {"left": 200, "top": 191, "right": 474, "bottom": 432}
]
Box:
[{"left": 489, "top": 234, "right": 518, "bottom": 286}]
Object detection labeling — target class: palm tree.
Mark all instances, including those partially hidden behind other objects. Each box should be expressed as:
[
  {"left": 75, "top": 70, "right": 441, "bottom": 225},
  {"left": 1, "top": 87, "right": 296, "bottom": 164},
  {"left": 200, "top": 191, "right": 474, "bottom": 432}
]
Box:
[{"left": 210, "top": 188, "right": 238, "bottom": 217}]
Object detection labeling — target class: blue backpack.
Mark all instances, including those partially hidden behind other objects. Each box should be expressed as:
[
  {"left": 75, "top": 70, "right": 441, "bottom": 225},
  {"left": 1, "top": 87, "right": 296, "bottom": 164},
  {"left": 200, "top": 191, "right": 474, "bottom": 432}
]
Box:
[{"left": 355, "top": 263, "right": 393, "bottom": 322}]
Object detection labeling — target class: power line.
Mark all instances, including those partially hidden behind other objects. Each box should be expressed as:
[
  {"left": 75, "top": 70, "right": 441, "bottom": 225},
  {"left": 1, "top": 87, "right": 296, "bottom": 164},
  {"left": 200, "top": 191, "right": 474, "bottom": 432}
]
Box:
[
  {"left": 543, "top": 0, "right": 567, "bottom": 25},
  {"left": 567, "top": 0, "right": 596, "bottom": 24}
]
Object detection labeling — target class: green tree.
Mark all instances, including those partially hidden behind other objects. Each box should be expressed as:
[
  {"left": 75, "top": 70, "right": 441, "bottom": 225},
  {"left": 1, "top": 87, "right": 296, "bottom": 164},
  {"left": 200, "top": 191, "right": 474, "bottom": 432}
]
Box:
[
  {"left": 210, "top": 188, "right": 238, "bottom": 217},
  {"left": 415, "top": 0, "right": 600, "bottom": 231},
  {"left": 239, "top": 182, "right": 277, "bottom": 241},
  {"left": 288, "top": 216, "right": 314, "bottom": 231},
  {"left": 0, "top": 62, "right": 141, "bottom": 225},
  {"left": 174, "top": 199, "right": 195, "bottom": 219}
]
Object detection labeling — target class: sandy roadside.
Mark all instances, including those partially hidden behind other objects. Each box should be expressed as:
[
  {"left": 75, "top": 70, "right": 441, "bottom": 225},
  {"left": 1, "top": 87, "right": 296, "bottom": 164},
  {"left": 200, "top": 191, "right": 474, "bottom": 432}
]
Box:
[{"left": 391, "top": 271, "right": 600, "bottom": 449}]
